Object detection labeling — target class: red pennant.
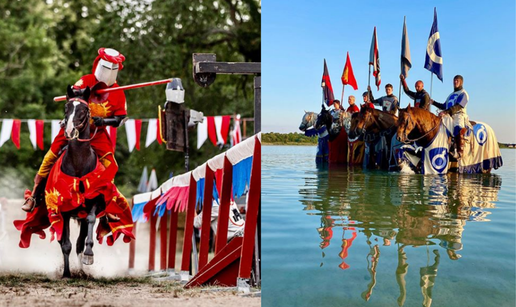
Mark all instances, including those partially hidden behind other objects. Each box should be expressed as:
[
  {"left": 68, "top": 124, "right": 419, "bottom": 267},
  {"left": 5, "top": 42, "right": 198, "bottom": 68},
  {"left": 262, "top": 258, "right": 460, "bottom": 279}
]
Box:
[
  {"left": 12, "top": 119, "right": 21, "bottom": 149},
  {"left": 220, "top": 116, "right": 231, "bottom": 144},
  {"left": 207, "top": 116, "right": 217, "bottom": 146},
  {"left": 135, "top": 119, "right": 142, "bottom": 150},
  {"left": 36, "top": 120, "right": 44, "bottom": 150}
]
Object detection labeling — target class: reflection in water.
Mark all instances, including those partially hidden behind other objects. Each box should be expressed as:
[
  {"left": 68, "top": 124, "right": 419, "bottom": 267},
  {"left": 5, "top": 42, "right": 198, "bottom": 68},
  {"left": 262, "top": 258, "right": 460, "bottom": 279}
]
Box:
[{"left": 299, "top": 166, "right": 502, "bottom": 306}]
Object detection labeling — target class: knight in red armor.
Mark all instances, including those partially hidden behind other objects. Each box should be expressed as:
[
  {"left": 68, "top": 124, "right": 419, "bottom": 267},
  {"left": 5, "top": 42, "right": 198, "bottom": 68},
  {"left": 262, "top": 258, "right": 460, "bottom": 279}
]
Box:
[{"left": 22, "top": 48, "right": 127, "bottom": 213}]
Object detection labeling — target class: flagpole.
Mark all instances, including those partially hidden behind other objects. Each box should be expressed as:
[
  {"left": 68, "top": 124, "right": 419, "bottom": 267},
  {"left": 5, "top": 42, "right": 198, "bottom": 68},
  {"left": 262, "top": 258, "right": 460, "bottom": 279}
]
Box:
[
  {"left": 341, "top": 85, "right": 345, "bottom": 104},
  {"left": 430, "top": 72, "right": 433, "bottom": 97},
  {"left": 368, "top": 65, "right": 371, "bottom": 88},
  {"left": 398, "top": 82, "right": 402, "bottom": 105}
]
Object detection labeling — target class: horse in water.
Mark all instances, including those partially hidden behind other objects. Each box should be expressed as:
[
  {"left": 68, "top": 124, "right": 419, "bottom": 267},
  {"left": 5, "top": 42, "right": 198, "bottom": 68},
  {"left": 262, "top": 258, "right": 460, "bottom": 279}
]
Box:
[
  {"left": 14, "top": 86, "right": 134, "bottom": 278},
  {"left": 348, "top": 107, "right": 399, "bottom": 169},
  {"left": 396, "top": 105, "right": 503, "bottom": 174},
  {"left": 314, "top": 106, "right": 350, "bottom": 164},
  {"left": 299, "top": 110, "right": 330, "bottom": 164}
]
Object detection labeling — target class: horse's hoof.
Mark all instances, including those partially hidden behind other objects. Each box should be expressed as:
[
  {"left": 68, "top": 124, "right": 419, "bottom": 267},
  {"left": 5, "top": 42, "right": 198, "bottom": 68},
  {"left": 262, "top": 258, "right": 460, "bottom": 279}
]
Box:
[{"left": 82, "top": 254, "right": 94, "bottom": 265}]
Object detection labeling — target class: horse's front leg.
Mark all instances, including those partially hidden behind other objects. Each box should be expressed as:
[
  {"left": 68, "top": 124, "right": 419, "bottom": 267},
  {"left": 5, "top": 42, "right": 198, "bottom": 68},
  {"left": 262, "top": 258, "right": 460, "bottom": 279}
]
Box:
[
  {"left": 59, "top": 213, "right": 72, "bottom": 278},
  {"left": 82, "top": 203, "right": 97, "bottom": 265},
  {"left": 76, "top": 219, "right": 88, "bottom": 270}
]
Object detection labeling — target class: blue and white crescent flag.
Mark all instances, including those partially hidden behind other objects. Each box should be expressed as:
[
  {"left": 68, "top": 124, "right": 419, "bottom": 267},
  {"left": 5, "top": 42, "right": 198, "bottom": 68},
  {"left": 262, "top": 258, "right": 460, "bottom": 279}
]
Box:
[{"left": 424, "top": 8, "right": 443, "bottom": 82}]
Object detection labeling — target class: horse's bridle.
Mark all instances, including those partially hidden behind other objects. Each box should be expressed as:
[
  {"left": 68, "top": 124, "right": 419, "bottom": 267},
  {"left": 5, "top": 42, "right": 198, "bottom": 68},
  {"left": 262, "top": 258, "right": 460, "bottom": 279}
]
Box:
[
  {"left": 399, "top": 111, "right": 441, "bottom": 144},
  {"left": 65, "top": 98, "right": 98, "bottom": 142}
]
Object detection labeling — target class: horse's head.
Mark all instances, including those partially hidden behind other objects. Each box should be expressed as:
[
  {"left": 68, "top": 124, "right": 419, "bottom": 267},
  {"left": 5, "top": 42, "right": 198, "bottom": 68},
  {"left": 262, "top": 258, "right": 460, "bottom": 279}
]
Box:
[
  {"left": 64, "top": 85, "right": 91, "bottom": 140},
  {"left": 348, "top": 107, "right": 374, "bottom": 139},
  {"left": 396, "top": 105, "right": 415, "bottom": 143},
  {"left": 315, "top": 107, "right": 332, "bottom": 131},
  {"left": 299, "top": 111, "right": 315, "bottom": 131}
]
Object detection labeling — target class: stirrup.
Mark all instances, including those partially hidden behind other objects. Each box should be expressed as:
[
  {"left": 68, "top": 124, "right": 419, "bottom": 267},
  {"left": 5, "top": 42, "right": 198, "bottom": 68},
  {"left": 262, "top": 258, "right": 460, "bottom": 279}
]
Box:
[{"left": 21, "top": 196, "right": 36, "bottom": 213}]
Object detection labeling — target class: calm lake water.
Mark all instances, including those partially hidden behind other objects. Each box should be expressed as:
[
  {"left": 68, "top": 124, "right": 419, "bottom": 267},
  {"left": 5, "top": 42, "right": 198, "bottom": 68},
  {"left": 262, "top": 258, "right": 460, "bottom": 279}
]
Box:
[{"left": 262, "top": 146, "right": 515, "bottom": 307}]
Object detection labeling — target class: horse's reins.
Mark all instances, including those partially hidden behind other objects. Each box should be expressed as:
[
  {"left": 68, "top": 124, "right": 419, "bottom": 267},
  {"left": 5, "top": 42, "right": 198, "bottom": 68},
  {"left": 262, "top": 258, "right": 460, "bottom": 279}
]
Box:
[
  {"left": 401, "top": 112, "right": 442, "bottom": 144},
  {"left": 66, "top": 98, "right": 98, "bottom": 142}
]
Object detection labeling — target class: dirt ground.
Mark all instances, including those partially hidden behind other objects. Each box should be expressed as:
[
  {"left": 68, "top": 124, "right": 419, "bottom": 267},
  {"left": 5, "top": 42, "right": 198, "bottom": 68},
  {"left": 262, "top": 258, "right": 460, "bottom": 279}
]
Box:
[{"left": 0, "top": 198, "right": 260, "bottom": 306}]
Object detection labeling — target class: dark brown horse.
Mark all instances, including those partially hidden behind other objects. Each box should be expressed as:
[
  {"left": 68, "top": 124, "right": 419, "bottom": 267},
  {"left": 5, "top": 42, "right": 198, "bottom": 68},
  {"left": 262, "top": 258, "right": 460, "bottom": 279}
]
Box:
[
  {"left": 348, "top": 107, "right": 398, "bottom": 169},
  {"left": 58, "top": 86, "right": 109, "bottom": 277}
]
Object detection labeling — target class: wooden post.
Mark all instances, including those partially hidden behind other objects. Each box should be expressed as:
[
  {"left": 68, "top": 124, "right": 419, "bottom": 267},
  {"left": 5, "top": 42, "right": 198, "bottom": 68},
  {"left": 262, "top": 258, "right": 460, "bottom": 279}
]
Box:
[
  {"left": 128, "top": 222, "right": 137, "bottom": 270},
  {"left": 167, "top": 209, "right": 179, "bottom": 272},
  {"left": 238, "top": 136, "right": 261, "bottom": 280},
  {"left": 160, "top": 212, "right": 168, "bottom": 271},
  {"left": 180, "top": 175, "right": 197, "bottom": 278},
  {"left": 215, "top": 156, "right": 233, "bottom": 254},
  {"left": 198, "top": 167, "right": 214, "bottom": 270},
  {"left": 148, "top": 213, "right": 158, "bottom": 272}
]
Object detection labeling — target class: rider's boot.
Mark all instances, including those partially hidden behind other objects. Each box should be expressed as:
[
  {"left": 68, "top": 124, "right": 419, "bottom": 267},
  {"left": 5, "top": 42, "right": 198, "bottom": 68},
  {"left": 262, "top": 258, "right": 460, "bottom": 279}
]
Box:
[
  {"left": 455, "top": 128, "right": 467, "bottom": 159},
  {"left": 22, "top": 151, "right": 57, "bottom": 212},
  {"left": 21, "top": 173, "right": 44, "bottom": 212}
]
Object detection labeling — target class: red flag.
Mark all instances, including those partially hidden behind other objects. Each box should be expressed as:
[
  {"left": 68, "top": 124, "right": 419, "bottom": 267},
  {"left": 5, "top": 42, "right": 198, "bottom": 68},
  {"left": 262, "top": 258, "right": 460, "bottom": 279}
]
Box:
[
  {"left": 135, "top": 119, "right": 142, "bottom": 150},
  {"left": 36, "top": 120, "right": 44, "bottom": 150},
  {"left": 369, "top": 27, "right": 381, "bottom": 90},
  {"left": 341, "top": 52, "right": 358, "bottom": 90},
  {"left": 12, "top": 119, "right": 21, "bottom": 149},
  {"left": 321, "top": 59, "right": 335, "bottom": 106},
  {"left": 207, "top": 116, "right": 217, "bottom": 146},
  {"left": 220, "top": 116, "right": 231, "bottom": 144}
]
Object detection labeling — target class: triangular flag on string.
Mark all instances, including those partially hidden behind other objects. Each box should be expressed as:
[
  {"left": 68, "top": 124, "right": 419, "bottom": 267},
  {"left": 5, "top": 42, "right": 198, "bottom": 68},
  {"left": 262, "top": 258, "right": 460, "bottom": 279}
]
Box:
[
  {"left": 137, "top": 166, "right": 148, "bottom": 193},
  {"left": 11, "top": 120, "right": 21, "bottom": 149},
  {"left": 232, "top": 114, "right": 242, "bottom": 146},
  {"left": 147, "top": 168, "right": 158, "bottom": 192},
  {"left": 36, "top": 120, "right": 44, "bottom": 150},
  {"left": 51, "top": 120, "right": 61, "bottom": 142},
  {"left": 135, "top": 119, "right": 142, "bottom": 151},
  {"left": 214, "top": 116, "right": 224, "bottom": 145},
  {"left": 220, "top": 115, "right": 230, "bottom": 144},
  {"left": 125, "top": 119, "right": 136, "bottom": 152},
  {"left": 197, "top": 117, "right": 208, "bottom": 149},
  {"left": 145, "top": 119, "right": 157, "bottom": 147},
  {"left": 0, "top": 119, "right": 13, "bottom": 148},
  {"left": 207, "top": 116, "right": 217, "bottom": 146},
  {"left": 28, "top": 119, "right": 37, "bottom": 150}
]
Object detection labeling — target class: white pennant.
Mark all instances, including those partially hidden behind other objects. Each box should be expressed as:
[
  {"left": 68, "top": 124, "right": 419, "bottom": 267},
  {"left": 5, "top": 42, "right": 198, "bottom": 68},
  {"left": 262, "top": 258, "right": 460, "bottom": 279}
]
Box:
[
  {"left": 214, "top": 116, "right": 224, "bottom": 145},
  {"left": 125, "top": 119, "right": 136, "bottom": 152},
  {"left": 197, "top": 117, "right": 208, "bottom": 149},
  {"left": 51, "top": 120, "right": 61, "bottom": 142},
  {"left": 27, "top": 119, "right": 37, "bottom": 149},
  {"left": 0, "top": 119, "right": 13, "bottom": 147},
  {"left": 145, "top": 119, "right": 157, "bottom": 147},
  {"left": 147, "top": 168, "right": 158, "bottom": 192}
]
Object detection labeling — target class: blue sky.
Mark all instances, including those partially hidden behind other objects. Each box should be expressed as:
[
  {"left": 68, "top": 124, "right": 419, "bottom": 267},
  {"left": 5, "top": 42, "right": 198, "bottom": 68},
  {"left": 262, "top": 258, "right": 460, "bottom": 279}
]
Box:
[{"left": 262, "top": 1, "right": 516, "bottom": 143}]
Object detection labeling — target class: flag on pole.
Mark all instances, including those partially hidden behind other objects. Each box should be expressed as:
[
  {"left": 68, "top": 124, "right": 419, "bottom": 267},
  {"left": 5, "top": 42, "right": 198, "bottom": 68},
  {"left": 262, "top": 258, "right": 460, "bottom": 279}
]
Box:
[
  {"left": 369, "top": 27, "right": 381, "bottom": 90},
  {"left": 341, "top": 52, "right": 358, "bottom": 90},
  {"left": 424, "top": 7, "right": 443, "bottom": 82},
  {"left": 401, "top": 16, "right": 412, "bottom": 78},
  {"left": 321, "top": 59, "right": 335, "bottom": 106}
]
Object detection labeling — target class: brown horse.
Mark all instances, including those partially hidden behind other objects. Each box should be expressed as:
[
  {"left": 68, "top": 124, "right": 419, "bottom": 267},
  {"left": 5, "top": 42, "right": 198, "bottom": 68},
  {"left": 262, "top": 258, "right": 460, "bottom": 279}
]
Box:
[{"left": 396, "top": 105, "right": 442, "bottom": 148}]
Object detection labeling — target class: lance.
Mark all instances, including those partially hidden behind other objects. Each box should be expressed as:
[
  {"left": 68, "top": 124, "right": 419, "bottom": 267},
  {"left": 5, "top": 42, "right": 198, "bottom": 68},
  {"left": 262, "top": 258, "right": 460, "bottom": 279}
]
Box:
[{"left": 53, "top": 78, "right": 174, "bottom": 102}]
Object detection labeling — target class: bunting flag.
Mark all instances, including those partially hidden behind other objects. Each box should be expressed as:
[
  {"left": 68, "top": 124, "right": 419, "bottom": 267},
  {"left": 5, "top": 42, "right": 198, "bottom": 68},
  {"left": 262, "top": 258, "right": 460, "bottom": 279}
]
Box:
[
  {"left": 369, "top": 27, "right": 381, "bottom": 90},
  {"left": 207, "top": 116, "right": 217, "bottom": 146},
  {"left": 401, "top": 16, "right": 412, "bottom": 78},
  {"left": 214, "top": 116, "right": 231, "bottom": 145},
  {"left": 145, "top": 119, "right": 157, "bottom": 147},
  {"left": 137, "top": 166, "right": 149, "bottom": 193},
  {"left": 0, "top": 119, "right": 13, "bottom": 148},
  {"left": 28, "top": 120, "right": 38, "bottom": 150},
  {"left": 51, "top": 120, "right": 61, "bottom": 142},
  {"left": 321, "top": 59, "right": 335, "bottom": 106},
  {"left": 28, "top": 119, "right": 45, "bottom": 150},
  {"left": 341, "top": 52, "right": 358, "bottom": 90},
  {"left": 424, "top": 7, "right": 443, "bottom": 82},
  {"left": 134, "top": 119, "right": 142, "bottom": 150},
  {"left": 125, "top": 119, "right": 137, "bottom": 152},
  {"left": 197, "top": 116, "right": 208, "bottom": 149},
  {"left": 11, "top": 120, "right": 21, "bottom": 149},
  {"left": 232, "top": 114, "right": 242, "bottom": 146}
]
